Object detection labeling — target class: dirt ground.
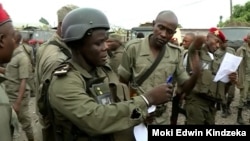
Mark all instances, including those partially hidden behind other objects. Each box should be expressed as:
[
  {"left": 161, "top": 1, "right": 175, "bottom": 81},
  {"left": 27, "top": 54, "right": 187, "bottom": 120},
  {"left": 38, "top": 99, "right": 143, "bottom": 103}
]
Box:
[{"left": 20, "top": 88, "right": 250, "bottom": 141}]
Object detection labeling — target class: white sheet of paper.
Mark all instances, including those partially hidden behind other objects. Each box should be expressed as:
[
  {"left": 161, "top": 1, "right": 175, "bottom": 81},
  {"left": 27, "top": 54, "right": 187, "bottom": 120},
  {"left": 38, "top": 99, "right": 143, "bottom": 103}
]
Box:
[
  {"left": 134, "top": 105, "right": 156, "bottom": 141},
  {"left": 213, "top": 53, "right": 242, "bottom": 83}
]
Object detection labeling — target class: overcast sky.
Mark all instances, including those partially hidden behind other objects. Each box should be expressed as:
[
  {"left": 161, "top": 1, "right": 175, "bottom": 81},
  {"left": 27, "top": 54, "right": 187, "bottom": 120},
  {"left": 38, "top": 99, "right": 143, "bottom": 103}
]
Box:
[{"left": 1, "top": 0, "right": 249, "bottom": 29}]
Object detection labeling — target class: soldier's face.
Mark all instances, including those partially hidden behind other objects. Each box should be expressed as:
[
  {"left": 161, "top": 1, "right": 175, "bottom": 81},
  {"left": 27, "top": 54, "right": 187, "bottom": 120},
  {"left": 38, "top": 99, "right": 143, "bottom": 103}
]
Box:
[
  {"left": 81, "top": 29, "right": 108, "bottom": 67},
  {"left": 0, "top": 22, "right": 15, "bottom": 64},
  {"left": 152, "top": 21, "right": 177, "bottom": 47},
  {"left": 206, "top": 34, "right": 221, "bottom": 53},
  {"left": 182, "top": 35, "right": 194, "bottom": 49}
]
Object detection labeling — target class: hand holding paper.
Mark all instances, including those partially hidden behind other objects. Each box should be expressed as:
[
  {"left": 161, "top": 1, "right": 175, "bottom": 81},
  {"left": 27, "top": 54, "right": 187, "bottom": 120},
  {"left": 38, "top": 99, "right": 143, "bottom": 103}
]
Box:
[{"left": 214, "top": 53, "right": 242, "bottom": 83}]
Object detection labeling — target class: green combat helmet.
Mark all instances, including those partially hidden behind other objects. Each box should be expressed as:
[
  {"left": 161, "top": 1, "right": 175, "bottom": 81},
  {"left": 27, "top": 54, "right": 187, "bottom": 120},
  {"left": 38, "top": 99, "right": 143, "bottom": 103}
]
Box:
[{"left": 61, "top": 7, "right": 110, "bottom": 43}]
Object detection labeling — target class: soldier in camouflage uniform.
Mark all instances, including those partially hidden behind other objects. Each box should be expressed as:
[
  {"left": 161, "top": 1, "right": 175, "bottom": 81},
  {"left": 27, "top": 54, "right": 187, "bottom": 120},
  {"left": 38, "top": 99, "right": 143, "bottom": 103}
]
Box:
[
  {"left": 106, "top": 33, "right": 124, "bottom": 75},
  {"left": 47, "top": 7, "right": 173, "bottom": 141},
  {"left": 35, "top": 4, "right": 79, "bottom": 141},
  {"left": 0, "top": 4, "right": 18, "bottom": 141},
  {"left": 22, "top": 37, "right": 36, "bottom": 97},
  {"left": 4, "top": 30, "right": 34, "bottom": 140},
  {"left": 184, "top": 28, "right": 237, "bottom": 125},
  {"left": 213, "top": 43, "right": 235, "bottom": 118},
  {"left": 118, "top": 10, "right": 201, "bottom": 125},
  {"left": 236, "top": 32, "right": 250, "bottom": 124}
]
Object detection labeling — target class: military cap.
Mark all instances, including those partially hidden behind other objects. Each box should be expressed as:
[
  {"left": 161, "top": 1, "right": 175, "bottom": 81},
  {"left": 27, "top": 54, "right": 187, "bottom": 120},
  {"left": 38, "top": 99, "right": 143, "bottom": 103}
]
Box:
[
  {"left": 57, "top": 4, "right": 79, "bottom": 23},
  {"left": 0, "top": 3, "right": 11, "bottom": 26},
  {"left": 209, "top": 27, "right": 226, "bottom": 43},
  {"left": 109, "top": 33, "right": 122, "bottom": 42},
  {"left": 244, "top": 36, "right": 247, "bottom": 42}
]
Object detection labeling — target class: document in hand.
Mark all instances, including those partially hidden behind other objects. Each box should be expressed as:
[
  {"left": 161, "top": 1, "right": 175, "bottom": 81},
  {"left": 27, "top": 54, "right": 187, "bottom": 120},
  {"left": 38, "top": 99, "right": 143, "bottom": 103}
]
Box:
[
  {"left": 213, "top": 53, "right": 242, "bottom": 83},
  {"left": 134, "top": 105, "right": 156, "bottom": 141}
]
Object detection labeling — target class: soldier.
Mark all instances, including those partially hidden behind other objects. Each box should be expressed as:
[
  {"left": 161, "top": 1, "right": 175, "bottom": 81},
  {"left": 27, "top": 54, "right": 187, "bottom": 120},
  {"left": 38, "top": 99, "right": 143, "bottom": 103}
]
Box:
[
  {"left": 213, "top": 43, "right": 235, "bottom": 118},
  {"left": 136, "top": 32, "right": 145, "bottom": 38},
  {"left": 35, "top": 4, "right": 79, "bottom": 141},
  {"left": 47, "top": 7, "right": 173, "bottom": 141},
  {"left": 106, "top": 33, "right": 124, "bottom": 74},
  {"left": 236, "top": 32, "right": 250, "bottom": 124},
  {"left": 118, "top": 10, "right": 200, "bottom": 125},
  {"left": 180, "top": 33, "right": 196, "bottom": 71},
  {"left": 4, "top": 29, "right": 34, "bottom": 141},
  {"left": 20, "top": 33, "right": 36, "bottom": 97},
  {"left": 184, "top": 27, "right": 237, "bottom": 125},
  {"left": 0, "top": 3, "right": 17, "bottom": 141}
]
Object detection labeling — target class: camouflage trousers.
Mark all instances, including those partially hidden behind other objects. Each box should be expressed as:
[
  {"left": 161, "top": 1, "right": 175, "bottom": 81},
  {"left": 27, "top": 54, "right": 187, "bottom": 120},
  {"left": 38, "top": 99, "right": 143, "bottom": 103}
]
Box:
[
  {"left": 10, "top": 96, "right": 34, "bottom": 140},
  {"left": 239, "top": 81, "right": 250, "bottom": 108},
  {"left": 184, "top": 93, "right": 216, "bottom": 125},
  {"left": 221, "top": 85, "right": 235, "bottom": 105}
]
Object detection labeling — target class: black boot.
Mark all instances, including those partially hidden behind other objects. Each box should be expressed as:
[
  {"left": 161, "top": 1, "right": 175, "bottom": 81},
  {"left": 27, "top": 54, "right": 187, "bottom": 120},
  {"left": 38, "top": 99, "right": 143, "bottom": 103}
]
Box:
[
  {"left": 221, "top": 104, "right": 228, "bottom": 118},
  {"left": 237, "top": 108, "right": 245, "bottom": 125}
]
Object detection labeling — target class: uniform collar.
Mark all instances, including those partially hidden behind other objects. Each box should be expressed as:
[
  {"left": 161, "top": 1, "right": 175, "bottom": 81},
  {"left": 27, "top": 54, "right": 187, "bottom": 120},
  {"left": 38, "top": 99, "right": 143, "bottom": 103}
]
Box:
[
  {"left": 69, "top": 59, "right": 107, "bottom": 79},
  {"left": 139, "top": 34, "right": 170, "bottom": 58},
  {"left": 12, "top": 46, "right": 23, "bottom": 57},
  {"left": 139, "top": 35, "right": 151, "bottom": 56},
  {"left": 53, "top": 33, "right": 71, "bottom": 54}
]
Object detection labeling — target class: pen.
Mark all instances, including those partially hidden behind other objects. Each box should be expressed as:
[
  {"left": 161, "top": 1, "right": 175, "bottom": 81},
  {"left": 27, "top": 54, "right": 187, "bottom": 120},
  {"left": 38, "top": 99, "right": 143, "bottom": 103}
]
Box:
[{"left": 166, "top": 75, "right": 173, "bottom": 84}]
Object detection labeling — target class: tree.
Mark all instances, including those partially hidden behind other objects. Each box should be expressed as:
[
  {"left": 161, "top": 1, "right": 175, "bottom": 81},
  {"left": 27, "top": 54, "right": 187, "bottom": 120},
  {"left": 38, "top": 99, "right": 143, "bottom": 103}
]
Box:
[
  {"left": 218, "top": 1, "right": 250, "bottom": 27},
  {"left": 110, "top": 25, "right": 127, "bottom": 34},
  {"left": 39, "top": 17, "right": 50, "bottom": 25}
]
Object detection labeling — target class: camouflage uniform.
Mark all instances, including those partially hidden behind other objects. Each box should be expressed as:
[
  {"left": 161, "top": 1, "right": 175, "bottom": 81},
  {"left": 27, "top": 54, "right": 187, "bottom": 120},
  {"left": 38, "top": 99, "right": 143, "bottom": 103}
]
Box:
[
  {"left": 236, "top": 43, "right": 250, "bottom": 124},
  {"left": 49, "top": 60, "right": 147, "bottom": 141},
  {"left": 107, "top": 33, "right": 124, "bottom": 75},
  {"left": 0, "top": 74, "right": 13, "bottom": 141},
  {"left": 22, "top": 43, "right": 36, "bottom": 97},
  {"left": 213, "top": 47, "right": 235, "bottom": 118},
  {"left": 118, "top": 35, "right": 189, "bottom": 124},
  {"left": 4, "top": 47, "right": 34, "bottom": 140},
  {"left": 34, "top": 5, "right": 79, "bottom": 141},
  {"left": 184, "top": 45, "right": 234, "bottom": 124}
]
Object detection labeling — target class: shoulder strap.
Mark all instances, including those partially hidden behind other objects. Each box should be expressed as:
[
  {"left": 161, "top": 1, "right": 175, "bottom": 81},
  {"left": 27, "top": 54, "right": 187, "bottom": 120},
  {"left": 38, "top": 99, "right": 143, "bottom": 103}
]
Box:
[
  {"left": 48, "top": 40, "right": 71, "bottom": 59},
  {"left": 22, "top": 45, "right": 35, "bottom": 68},
  {"left": 135, "top": 45, "right": 166, "bottom": 86}
]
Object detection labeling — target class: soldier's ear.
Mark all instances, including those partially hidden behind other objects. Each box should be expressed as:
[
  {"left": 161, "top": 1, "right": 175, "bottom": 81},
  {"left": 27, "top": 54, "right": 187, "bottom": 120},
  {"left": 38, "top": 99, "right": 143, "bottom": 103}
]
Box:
[
  {"left": 152, "top": 20, "right": 155, "bottom": 26},
  {"left": 0, "top": 34, "right": 4, "bottom": 48}
]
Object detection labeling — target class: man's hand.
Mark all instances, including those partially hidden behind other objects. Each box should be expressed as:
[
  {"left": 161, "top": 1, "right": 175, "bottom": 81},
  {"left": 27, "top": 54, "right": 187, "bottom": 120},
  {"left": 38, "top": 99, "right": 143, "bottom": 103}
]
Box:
[
  {"left": 143, "top": 83, "right": 173, "bottom": 106},
  {"left": 228, "top": 72, "right": 238, "bottom": 84},
  {"left": 12, "top": 102, "right": 21, "bottom": 113}
]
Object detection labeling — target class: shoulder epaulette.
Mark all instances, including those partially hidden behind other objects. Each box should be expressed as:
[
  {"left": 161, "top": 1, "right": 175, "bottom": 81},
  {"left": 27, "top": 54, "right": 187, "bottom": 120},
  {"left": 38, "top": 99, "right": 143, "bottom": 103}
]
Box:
[
  {"left": 124, "top": 39, "right": 142, "bottom": 51},
  {"left": 53, "top": 63, "right": 71, "bottom": 76},
  {"left": 167, "top": 42, "right": 181, "bottom": 52},
  {"left": 226, "top": 47, "right": 235, "bottom": 53}
]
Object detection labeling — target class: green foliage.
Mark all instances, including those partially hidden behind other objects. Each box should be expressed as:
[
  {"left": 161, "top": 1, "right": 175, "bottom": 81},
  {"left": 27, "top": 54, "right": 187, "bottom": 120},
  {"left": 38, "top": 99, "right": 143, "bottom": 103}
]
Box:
[
  {"left": 39, "top": 17, "right": 50, "bottom": 25},
  {"left": 218, "top": 1, "right": 250, "bottom": 27}
]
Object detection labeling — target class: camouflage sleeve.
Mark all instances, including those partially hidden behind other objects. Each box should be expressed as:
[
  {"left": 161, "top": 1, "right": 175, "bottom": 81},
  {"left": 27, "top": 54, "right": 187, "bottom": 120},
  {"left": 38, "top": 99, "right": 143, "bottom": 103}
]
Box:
[
  {"left": 175, "top": 51, "right": 189, "bottom": 85},
  {"left": 49, "top": 71, "right": 148, "bottom": 136},
  {"left": 236, "top": 47, "right": 242, "bottom": 57},
  {"left": 18, "top": 54, "right": 30, "bottom": 79},
  {"left": 0, "top": 86, "right": 12, "bottom": 141},
  {"left": 117, "top": 44, "right": 134, "bottom": 82},
  {"left": 41, "top": 53, "right": 66, "bottom": 82}
]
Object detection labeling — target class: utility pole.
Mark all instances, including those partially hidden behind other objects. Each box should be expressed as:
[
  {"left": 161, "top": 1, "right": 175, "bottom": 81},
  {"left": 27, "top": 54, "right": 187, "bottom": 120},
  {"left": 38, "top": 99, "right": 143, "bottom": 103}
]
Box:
[{"left": 230, "top": 0, "right": 233, "bottom": 21}]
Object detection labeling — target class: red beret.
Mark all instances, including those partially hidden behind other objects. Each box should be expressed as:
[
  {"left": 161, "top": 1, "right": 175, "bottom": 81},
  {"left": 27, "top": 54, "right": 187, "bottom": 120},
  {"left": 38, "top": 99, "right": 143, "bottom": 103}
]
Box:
[
  {"left": 0, "top": 3, "right": 11, "bottom": 26},
  {"left": 209, "top": 27, "right": 226, "bottom": 43},
  {"left": 244, "top": 37, "right": 247, "bottom": 42}
]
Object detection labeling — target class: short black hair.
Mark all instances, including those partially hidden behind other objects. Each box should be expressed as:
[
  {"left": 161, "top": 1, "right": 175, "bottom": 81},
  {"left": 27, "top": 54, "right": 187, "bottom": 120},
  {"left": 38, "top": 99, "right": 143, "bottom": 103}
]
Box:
[{"left": 136, "top": 32, "right": 145, "bottom": 38}]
